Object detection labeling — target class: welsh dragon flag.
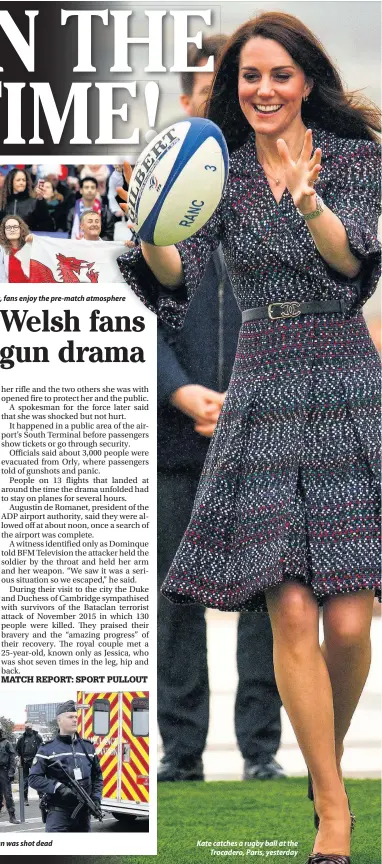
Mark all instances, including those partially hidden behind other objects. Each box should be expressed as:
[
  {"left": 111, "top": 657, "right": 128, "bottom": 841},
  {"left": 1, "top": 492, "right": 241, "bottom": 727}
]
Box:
[{"left": 16, "top": 235, "right": 129, "bottom": 283}]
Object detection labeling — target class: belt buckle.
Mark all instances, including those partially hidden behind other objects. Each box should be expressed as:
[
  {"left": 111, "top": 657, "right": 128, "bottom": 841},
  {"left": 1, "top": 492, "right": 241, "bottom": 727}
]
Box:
[{"left": 268, "top": 301, "right": 302, "bottom": 320}]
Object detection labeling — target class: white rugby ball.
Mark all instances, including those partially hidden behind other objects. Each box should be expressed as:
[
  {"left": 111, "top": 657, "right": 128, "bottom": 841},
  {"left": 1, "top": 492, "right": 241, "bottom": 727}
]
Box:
[{"left": 127, "top": 118, "right": 229, "bottom": 246}]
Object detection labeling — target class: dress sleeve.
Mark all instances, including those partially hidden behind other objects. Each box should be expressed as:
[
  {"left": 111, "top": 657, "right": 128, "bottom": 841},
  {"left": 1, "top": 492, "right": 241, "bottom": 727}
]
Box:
[
  {"left": 326, "top": 139, "right": 381, "bottom": 305},
  {"left": 157, "top": 326, "right": 191, "bottom": 406},
  {"left": 117, "top": 199, "right": 223, "bottom": 330}
]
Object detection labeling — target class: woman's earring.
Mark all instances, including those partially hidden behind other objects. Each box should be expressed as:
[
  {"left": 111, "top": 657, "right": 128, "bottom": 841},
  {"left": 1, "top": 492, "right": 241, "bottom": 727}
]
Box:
[{"left": 303, "top": 94, "right": 309, "bottom": 102}]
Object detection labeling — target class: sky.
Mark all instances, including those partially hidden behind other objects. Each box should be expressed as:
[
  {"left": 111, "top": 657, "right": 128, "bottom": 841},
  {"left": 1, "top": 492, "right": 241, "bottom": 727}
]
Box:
[{"left": 2, "top": 688, "right": 79, "bottom": 725}]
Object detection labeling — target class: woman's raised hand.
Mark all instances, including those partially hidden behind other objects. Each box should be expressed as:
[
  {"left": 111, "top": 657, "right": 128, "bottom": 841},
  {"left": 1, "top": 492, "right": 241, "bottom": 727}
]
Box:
[{"left": 276, "top": 129, "right": 322, "bottom": 212}]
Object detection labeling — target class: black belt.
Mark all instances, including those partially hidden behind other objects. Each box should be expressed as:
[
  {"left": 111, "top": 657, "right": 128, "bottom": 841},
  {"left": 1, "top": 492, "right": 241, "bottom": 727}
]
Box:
[
  {"left": 242, "top": 299, "right": 344, "bottom": 323},
  {"left": 47, "top": 805, "right": 88, "bottom": 815}
]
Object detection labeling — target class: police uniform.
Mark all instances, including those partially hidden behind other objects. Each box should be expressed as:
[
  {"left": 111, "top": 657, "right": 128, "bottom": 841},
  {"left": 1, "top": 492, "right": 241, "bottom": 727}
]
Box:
[
  {"left": 16, "top": 727, "right": 43, "bottom": 803},
  {"left": 0, "top": 729, "right": 19, "bottom": 823},
  {"left": 28, "top": 702, "right": 103, "bottom": 833}
]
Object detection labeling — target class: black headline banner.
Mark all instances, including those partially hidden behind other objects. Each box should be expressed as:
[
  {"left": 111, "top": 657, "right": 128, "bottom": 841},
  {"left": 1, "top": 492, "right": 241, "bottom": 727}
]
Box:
[{"left": 0, "top": 1, "right": 220, "bottom": 156}]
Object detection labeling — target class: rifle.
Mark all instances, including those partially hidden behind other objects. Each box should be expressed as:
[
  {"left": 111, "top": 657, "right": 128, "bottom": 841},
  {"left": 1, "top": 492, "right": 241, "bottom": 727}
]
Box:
[{"left": 49, "top": 760, "right": 103, "bottom": 822}]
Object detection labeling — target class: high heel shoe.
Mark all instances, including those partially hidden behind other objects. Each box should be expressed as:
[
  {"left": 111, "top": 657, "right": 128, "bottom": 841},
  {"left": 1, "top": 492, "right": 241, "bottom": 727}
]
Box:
[
  {"left": 306, "top": 855, "right": 350, "bottom": 863},
  {"left": 307, "top": 771, "right": 356, "bottom": 832}
]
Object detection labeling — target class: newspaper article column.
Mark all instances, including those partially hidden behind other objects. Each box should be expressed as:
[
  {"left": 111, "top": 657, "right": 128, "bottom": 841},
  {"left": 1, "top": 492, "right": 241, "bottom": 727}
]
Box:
[{"left": 0, "top": 286, "right": 157, "bottom": 855}]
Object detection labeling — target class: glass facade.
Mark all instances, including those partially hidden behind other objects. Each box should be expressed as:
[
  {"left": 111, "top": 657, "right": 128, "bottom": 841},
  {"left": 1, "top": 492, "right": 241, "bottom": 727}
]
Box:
[{"left": 26, "top": 703, "right": 60, "bottom": 724}]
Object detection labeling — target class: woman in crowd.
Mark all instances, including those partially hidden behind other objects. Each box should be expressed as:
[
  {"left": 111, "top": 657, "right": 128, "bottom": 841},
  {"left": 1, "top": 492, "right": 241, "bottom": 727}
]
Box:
[
  {"left": 0, "top": 215, "right": 31, "bottom": 283},
  {"left": 118, "top": 12, "right": 381, "bottom": 864},
  {"left": 0, "top": 168, "right": 53, "bottom": 232},
  {"left": 41, "top": 178, "right": 69, "bottom": 232}
]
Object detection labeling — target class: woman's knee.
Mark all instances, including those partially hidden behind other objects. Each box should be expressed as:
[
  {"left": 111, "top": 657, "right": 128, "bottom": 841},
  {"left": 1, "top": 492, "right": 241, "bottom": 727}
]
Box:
[
  {"left": 323, "top": 592, "right": 374, "bottom": 652},
  {"left": 266, "top": 581, "right": 318, "bottom": 644},
  {"left": 325, "top": 619, "right": 371, "bottom": 652}
]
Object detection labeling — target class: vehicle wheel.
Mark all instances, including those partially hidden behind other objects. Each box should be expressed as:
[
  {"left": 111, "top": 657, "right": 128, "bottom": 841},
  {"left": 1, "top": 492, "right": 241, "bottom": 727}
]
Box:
[
  {"left": 111, "top": 812, "right": 149, "bottom": 831},
  {"left": 112, "top": 813, "right": 136, "bottom": 822}
]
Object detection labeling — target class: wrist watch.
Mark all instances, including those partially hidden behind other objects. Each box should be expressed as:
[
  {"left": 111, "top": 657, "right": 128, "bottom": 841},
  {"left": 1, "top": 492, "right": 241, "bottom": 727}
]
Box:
[{"left": 297, "top": 194, "right": 324, "bottom": 220}]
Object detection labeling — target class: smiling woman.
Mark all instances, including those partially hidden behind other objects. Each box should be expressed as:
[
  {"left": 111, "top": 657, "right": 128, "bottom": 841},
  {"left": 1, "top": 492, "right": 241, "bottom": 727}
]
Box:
[
  {"left": 238, "top": 39, "right": 312, "bottom": 132},
  {"left": 237, "top": 37, "right": 314, "bottom": 201},
  {"left": 0, "top": 214, "right": 31, "bottom": 283},
  {"left": 118, "top": 12, "right": 381, "bottom": 863}
]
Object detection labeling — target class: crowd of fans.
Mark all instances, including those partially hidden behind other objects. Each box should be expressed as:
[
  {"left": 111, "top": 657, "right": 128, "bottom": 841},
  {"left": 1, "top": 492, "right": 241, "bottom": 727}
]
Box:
[
  {"left": 0, "top": 163, "right": 133, "bottom": 282},
  {"left": 0, "top": 164, "right": 130, "bottom": 235}
]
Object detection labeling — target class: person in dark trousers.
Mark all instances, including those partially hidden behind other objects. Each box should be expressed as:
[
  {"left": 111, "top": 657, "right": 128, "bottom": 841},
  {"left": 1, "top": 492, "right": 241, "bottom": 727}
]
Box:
[
  {"left": 0, "top": 724, "right": 20, "bottom": 823},
  {"left": 16, "top": 722, "right": 43, "bottom": 804},
  {"left": 28, "top": 701, "right": 103, "bottom": 832},
  {"left": 156, "top": 36, "right": 284, "bottom": 783},
  {"left": 67, "top": 177, "right": 114, "bottom": 241}
]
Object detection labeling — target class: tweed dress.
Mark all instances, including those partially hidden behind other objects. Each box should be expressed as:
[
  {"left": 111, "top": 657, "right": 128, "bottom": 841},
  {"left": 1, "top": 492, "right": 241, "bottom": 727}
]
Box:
[{"left": 118, "top": 124, "right": 382, "bottom": 613}]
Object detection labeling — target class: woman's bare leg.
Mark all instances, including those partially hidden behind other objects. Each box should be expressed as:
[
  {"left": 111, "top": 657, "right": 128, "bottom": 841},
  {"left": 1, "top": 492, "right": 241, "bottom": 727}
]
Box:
[
  {"left": 266, "top": 581, "right": 350, "bottom": 855},
  {"left": 320, "top": 590, "right": 375, "bottom": 780}
]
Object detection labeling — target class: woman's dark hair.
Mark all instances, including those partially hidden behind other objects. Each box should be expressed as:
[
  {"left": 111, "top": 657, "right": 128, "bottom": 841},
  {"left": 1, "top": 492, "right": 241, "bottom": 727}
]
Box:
[
  {"left": 0, "top": 168, "right": 34, "bottom": 209},
  {"left": 205, "top": 12, "right": 381, "bottom": 152},
  {"left": 0, "top": 214, "right": 30, "bottom": 253}
]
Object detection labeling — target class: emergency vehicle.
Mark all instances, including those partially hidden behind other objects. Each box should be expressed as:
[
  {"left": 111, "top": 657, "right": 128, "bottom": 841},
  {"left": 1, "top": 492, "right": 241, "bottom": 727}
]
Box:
[{"left": 77, "top": 691, "right": 149, "bottom": 823}]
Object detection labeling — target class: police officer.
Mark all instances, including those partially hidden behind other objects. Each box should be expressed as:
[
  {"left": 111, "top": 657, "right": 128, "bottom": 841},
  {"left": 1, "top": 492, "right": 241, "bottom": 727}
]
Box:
[
  {"left": 28, "top": 700, "right": 103, "bottom": 832},
  {"left": 16, "top": 722, "right": 43, "bottom": 805},
  {"left": 0, "top": 723, "right": 20, "bottom": 824}
]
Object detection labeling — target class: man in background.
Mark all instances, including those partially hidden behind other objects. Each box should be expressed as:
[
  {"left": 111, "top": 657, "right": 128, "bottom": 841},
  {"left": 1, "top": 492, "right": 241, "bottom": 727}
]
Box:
[
  {"left": 68, "top": 177, "right": 114, "bottom": 241},
  {"left": 78, "top": 210, "right": 103, "bottom": 242},
  {"left": 0, "top": 724, "right": 20, "bottom": 823},
  {"left": 16, "top": 722, "right": 43, "bottom": 806},
  {"left": 157, "top": 36, "right": 285, "bottom": 783},
  {"left": 78, "top": 209, "right": 135, "bottom": 247}
]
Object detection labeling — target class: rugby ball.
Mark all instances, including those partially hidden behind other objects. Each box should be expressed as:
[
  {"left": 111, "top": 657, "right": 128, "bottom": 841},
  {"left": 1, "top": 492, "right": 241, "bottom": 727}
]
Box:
[{"left": 127, "top": 118, "right": 229, "bottom": 246}]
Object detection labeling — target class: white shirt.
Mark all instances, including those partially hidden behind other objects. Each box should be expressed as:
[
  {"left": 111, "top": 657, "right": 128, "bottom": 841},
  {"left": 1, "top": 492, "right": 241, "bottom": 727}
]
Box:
[{"left": 0, "top": 246, "right": 9, "bottom": 282}]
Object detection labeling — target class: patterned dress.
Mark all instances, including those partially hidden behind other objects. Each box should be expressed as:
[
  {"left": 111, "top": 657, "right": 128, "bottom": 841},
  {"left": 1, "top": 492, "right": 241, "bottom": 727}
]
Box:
[{"left": 118, "top": 124, "right": 382, "bottom": 613}]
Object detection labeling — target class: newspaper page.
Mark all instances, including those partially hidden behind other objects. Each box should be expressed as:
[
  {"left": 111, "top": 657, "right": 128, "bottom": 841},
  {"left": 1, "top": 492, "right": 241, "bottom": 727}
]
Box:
[{"left": 0, "top": 2, "right": 381, "bottom": 864}]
